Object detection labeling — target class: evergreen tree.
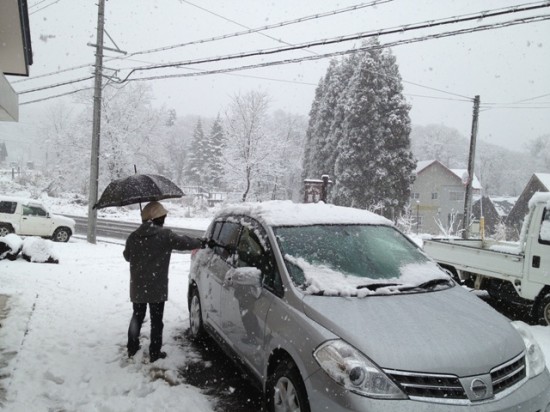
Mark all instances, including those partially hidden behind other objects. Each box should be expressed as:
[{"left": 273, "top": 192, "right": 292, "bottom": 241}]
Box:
[
  {"left": 301, "top": 76, "right": 324, "bottom": 182},
  {"left": 206, "top": 115, "right": 225, "bottom": 189},
  {"left": 0, "top": 142, "right": 8, "bottom": 164},
  {"left": 185, "top": 118, "right": 208, "bottom": 187},
  {"left": 302, "top": 59, "right": 352, "bottom": 181},
  {"left": 314, "top": 39, "right": 416, "bottom": 218}
]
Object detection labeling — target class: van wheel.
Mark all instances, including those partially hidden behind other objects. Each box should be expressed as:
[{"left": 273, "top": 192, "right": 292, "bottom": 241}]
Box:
[
  {"left": 189, "top": 288, "right": 205, "bottom": 340},
  {"left": 0, "top": 224, "right": 14, "bottom": 237},
  {"left": 536, "top": 293, "right": 550, "bottom": 326},
  {"left": 267, "top": 358, "right": 310, "bottom": 412},
  {"left": 52, "top": 227, "right": 71, "bottom": 242}
]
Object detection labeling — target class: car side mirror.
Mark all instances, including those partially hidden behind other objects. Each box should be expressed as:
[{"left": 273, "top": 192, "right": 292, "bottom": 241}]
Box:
[{"left": 225, "top": 267, "right": 262, "bottom": 296}]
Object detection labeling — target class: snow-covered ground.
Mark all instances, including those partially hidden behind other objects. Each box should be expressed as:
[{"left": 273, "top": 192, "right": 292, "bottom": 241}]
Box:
[
  {"left": 0, "top": 239, "right": 217, "bottom": 412},
  {"left": 0, "top": 192, "right": 549, "bottom": 411}
]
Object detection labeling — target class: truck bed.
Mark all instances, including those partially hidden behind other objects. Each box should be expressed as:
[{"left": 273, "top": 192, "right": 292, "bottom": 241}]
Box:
[{"left": 423, "top": 238, "right": 525, "bottom": 281}]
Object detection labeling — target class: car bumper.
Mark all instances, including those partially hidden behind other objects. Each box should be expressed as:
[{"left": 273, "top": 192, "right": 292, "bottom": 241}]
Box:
[{"left": 305, "top": 367, "right": 550, "bottom": 412}]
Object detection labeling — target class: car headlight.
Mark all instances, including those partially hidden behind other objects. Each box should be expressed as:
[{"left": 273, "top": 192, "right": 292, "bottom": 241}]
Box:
[
  {"left": 313, "top": 340, "right": 407, "bottom": 399},
  {"left": 512, "top": 321, "right": 546, "bottom": 378}
]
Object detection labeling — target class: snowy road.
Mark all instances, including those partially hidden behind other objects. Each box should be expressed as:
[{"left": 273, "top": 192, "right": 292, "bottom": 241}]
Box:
[{"left": 1, "top": 238, "right": 549, "bottom": 411}]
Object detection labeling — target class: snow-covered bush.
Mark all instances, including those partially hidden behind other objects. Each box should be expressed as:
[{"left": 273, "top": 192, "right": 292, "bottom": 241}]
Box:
[
  {"left": 0, "top": 233, "right": 23, "bottom": 261},
  {"left": 22, "top": 237, "right": 59, "bottom": 264}
]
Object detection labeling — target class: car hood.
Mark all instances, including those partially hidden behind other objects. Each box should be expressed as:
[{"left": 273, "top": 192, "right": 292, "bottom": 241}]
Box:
[
  {"left": 51, "top": 214, "right": 76, "bottom": 227},
  {"left": 302, "top": 286, "right": 525, "bottom": 376}
]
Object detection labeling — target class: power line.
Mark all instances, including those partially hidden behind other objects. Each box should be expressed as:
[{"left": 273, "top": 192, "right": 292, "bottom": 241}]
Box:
[
  {"left": 405, "top": 93, "right": 472, "bottom": 102},
  {"left": 179, "top": 0, "right": 320, "bottom": 56},
  {"left": 119, "top": 3, "right": 550, "bottom": 83},
  {"left": 20, "top": 87, "right": 92, "bottom": 105},
  {"left": 29, "top": 0, "right": 61, "bottom": 15},
  {"left": 122, "top": 14, "right": 550, "bottom": 101},
  {"left": 137, "top": 0, "right": 393, "bottom": 58},
  {"left": 21, "top": 13, "right": 549, "bottom": 104},
  {"left": 17, "top": 76, "right": 94, "bottom": 94},
  {"left": 29, "top": 0, "right": 51, "bottom": 9},
  {"left": 12, "top": 62, "right": 94, "bottom": 84},
  {"left": 14, "top": 0, "right": 394, "bottom": 84}
]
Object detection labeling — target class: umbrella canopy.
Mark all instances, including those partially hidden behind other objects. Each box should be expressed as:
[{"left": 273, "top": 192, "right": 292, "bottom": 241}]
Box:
[{"left": 94, "top": 174, "right": 184, "bottom": 209}]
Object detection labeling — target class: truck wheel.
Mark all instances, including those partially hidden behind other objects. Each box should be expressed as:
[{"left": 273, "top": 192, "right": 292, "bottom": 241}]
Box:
[
  {"left": 0, "top": 224, "right": 14, "bottom": 237},
  {"left": 52, "top": 227, "right": 71, "bottom": 242},
  {"left": 536, "top": 293, "right": 550, "bottom": 326}
]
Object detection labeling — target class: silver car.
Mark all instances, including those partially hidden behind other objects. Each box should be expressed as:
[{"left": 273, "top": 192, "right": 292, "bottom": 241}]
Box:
[{"left": 188, "top": 201, "right": 550, "bottom": 412}]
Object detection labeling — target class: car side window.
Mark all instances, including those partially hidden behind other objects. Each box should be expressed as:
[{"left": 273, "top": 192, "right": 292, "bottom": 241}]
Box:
[
  {"left": 22, "top": 205, "right": 33, "bottom": 216},
  {"left": 539, "top": 208, "right": 550, "bottom": 245},
  {"left": 0, "top": 201, "right": 17, "bottom": 214},
  {"left": 236, "top": 221, "right": 283, "bottom": 296},
  {"left": 214, "top": 221, "right": 240, "bottom": 260},
  {"left": 23, "top": 206, "right": 47, "bottom": 217}
]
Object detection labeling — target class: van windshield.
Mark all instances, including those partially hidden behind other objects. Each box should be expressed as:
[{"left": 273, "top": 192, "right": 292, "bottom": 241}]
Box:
[{"left": 274, "top": 224, "right": 450, "bottom": 296}]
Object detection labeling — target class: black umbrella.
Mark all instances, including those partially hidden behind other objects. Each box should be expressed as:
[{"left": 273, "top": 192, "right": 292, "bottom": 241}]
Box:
[{"left": 93, "top": 174, "right": 184, "bottom": 209}]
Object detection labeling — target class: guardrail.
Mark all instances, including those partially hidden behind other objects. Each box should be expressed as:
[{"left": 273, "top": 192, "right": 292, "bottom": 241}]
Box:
[{"left": 66, "top": 215, "right": 205, "bottom": 241}]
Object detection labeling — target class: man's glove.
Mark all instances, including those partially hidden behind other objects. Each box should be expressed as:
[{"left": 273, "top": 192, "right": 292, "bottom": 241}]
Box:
[{"left": 201, "top": 238, "right": 217, "bottom": 249}]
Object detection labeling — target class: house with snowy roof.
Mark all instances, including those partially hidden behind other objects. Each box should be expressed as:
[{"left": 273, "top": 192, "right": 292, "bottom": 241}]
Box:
[
  {"left": 506, "top": 173, "right": 550, "bottom": 239},
  {"left": 471, "top": 196, "right": 517, "bottom": 237},
  {"left": 411, "top": 160, "right": 482, "bottom": 235}
]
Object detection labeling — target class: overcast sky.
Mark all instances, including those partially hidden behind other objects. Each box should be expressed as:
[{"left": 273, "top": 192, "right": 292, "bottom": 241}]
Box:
[{"left": 3, "top": 0, "right": 550, "bottom": 156}]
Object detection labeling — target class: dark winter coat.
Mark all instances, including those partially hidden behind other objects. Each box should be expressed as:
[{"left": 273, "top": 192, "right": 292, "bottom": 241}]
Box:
[{"left": 123, "top": 222, "right": 202, "bottom": 303}]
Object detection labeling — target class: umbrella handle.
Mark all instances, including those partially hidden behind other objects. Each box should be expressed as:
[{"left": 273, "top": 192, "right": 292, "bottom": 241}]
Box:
[{"left": 134, "top": 164, "right": 143, "bottom": 213}]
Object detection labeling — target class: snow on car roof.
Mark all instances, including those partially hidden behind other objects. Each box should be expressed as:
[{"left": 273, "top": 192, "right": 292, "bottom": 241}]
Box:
[
  {"left": 0, "top": 195, "right": 42, "bottom": 206},
  {"left": 215, "top": 200, "right": 392, "bottom": 227}
]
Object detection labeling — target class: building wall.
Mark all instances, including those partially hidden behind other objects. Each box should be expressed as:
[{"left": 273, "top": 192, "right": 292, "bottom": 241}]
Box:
[{"left": 411, "top": 162, "right": 478, "bottom": 235}]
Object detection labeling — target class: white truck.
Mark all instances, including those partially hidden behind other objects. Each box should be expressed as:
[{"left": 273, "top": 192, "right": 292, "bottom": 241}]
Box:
[
  {"left": 423, "top": 192, "right": 550, "bottom": 325},
  {"left": 0, "top": 196, "right": 76, "bottom": 242}
]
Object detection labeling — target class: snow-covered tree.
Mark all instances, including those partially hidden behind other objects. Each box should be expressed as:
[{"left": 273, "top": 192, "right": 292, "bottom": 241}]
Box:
[
  {"left": 206, "top": 115, "right": 225, "bottom": 190},
  {"left": 302, "top": 58, "right": 356, "bottom": 182},
  {"left": 268, "top": 110, "right": 307, "bottom": 201},
  {"left": 328, "top": 39, "right": 415, "bottom": 218},
  {"left": 223, "top": 90, "right": 272, "bottom": 202},
  {"left": 39, "top": 101, "right": 90, "bottom": 195},
  {"left": 185, "top": 118, "right": 209, "bottom": 187},
  {"left": 527, "top": 134, "right": 550, "bottom": 171},
  {"left": 410, "top": 124, "right": 468, "bottom": 168}
]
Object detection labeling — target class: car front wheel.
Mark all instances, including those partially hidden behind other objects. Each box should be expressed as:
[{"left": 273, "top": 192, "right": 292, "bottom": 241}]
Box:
[
  {"left": 189, "top": 287, "right": 205, "bottom": 340},
  {"left": 267, "top": 358, "right": 310, "bottom": 412},
  {"left": 52, "top": 227, "right": 71, "bottom": 242}
]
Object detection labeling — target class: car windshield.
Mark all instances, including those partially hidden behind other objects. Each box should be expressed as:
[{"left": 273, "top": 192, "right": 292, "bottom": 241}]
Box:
[{"left": 274, "top": 224, "right": 450, "bottom": 297}]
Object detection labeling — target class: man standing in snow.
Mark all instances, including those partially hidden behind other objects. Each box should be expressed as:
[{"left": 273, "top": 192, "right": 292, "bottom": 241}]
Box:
[{"left": 123, "top": 201, "right": 202, "bottom": 362}]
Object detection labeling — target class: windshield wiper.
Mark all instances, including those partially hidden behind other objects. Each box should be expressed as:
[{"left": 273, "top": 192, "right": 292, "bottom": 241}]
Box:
[
  {"left": 356, "top": 282, "right": 402, "bottom": 291},
  {"left": 400, "top": 278, "right": 452, "bottom": 292}
]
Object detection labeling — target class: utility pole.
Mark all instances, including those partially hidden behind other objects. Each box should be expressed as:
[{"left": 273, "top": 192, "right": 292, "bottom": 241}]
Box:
[
  {"left": 87, "top": 0, "right": 106, "bottom": 244},
  {"left": 462, "top": 95, "right": 480, "bottom": 239}
]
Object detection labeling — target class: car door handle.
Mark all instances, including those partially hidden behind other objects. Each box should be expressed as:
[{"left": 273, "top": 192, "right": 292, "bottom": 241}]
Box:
[{"left": 532, "top": 255, "right": 541, "bottom": 268}]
